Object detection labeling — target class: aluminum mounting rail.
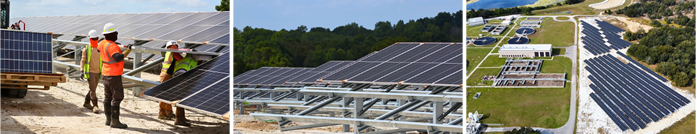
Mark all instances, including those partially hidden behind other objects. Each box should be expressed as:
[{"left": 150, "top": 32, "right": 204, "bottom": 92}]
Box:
[
  {"left": 298, "top": 90, "right": 463, "bottom": 102},
  {"left": 250, "top": 113, "right": 462, "bottom": 132},
  {"left": 52, "top": 39, "right": 221, "bottom": 56},
  {"left": 265, "top": 104, "right": 462, "bottom": 119}
]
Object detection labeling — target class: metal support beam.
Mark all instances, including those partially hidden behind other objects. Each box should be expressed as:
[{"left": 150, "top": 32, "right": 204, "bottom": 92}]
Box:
[
  {"left": 296, "top": 96, "right": 341, "bottom": 116},
  {"left": 432, "top": 102, "right": 443, "bottom": 124},
  {"left": 375, "top": 100, "right": 423, "bottom": 120},
  {"left": 280, "top": 123, "right": 339, "bottom": 131},
  {"left": 362, "top": 128, "right": 418, "bottom": 134},
  {"left": 251, "top": 113, "right": 462, "bottom": 132}
]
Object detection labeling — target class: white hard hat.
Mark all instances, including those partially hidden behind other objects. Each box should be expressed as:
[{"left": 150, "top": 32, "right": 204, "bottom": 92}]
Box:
[
  {"left": 165, "top": 41, "right": 179, "bottom": 48},
  {"left": 102, "top": 23, "right": 118, "bottom": 34},
  {"left": 88, "top": 30, "right": 99, "bottom": 38}
]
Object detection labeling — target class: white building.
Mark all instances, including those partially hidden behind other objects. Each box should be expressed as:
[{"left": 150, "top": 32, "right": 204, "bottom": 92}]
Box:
[
  {"left": 468, "top": 17, "right": 486, "bottom": 26},
  {"left": 498, "top": 44, "right": 553, "bottom": 58}
]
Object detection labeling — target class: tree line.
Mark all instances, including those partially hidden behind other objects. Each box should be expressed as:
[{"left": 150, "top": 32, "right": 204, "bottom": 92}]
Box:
[
  {"left": 466, "top": 0, "right": 584, "bottom": 19},
  {"left": 614, "top": 0, "right": 695, "bottom": 27},
  {"left": 626, "top": 26, "right": 695, "bottom": 87},
  {"left": 233, "top": 11, "right": 463, "bottom": 76}
]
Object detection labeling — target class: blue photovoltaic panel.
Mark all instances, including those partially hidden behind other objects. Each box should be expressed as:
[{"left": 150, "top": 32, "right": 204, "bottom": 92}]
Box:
[{"left": 0, "top": 30, "right": 53, "bottom": 73}]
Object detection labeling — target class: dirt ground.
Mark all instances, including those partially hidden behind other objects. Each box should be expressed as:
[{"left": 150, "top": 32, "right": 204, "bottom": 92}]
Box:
[
  {"left": 591, "top": 0, "right": 624, "bottom": 9},
  {"left": 1, "top": 70, "right": 230, "bottom": 134}
]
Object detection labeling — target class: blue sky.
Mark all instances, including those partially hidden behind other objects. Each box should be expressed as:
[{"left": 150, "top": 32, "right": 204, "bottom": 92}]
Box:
[
  {"left": 10, "top": 0, "right": 223, "bottom": 18},
  {"left": 234, "top": 0, "right": 462, "bottom": 31}
]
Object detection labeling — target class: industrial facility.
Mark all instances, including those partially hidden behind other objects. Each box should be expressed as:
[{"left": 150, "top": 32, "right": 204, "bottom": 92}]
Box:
[{"left": 498, "top": 44, "right": 552, "bottom": 58}]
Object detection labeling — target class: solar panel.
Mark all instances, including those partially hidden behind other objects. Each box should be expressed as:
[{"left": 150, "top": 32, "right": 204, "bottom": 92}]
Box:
[
  {"left": 177, "top": 77, "right": 230, "bottom": 116},
  {"left": 0, "top": 30, "right": 53, "bottom": 73},
  {"left": 144, "top": 52, "right": 230, "bottom": 102}
]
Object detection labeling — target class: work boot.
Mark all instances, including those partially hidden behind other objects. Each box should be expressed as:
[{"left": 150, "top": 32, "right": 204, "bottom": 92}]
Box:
[
  {"left": 92, "top": 100, "right": 100, "bottom": 114},
  {"left": 83, "top": 95, "right": 93, "bottom": 109},
  {"left": 104, "top": 102, "right": 112, "bottom": 126},
  {"left": 110, "top": 105, "right": 128, "bottom": 128},
  {"left": 174, "top": 108, "right": 190, "bottom": 126},
  {"left": 158, "top": 102, "right": 175, "bottom": 120}
]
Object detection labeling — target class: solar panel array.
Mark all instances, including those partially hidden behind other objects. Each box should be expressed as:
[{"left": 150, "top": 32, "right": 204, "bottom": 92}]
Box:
[
  {"left": 0, "top": 30, "right": 53, "bottom": 73},
  {"left": 322, "top": 43, "right": 462, "bottom": 85},
  {"left": 586, "top": 54, "right": 690, "bottom": 131},
  {"left": 10, "top": 12, "right": 230, "bottom": 59},
  {"left": 581, "top": 20, "right": 631, "bottom": 56},
  {"left": 143, "top": 52, "right": 230, "bottom": 116},
  {"left": 617, "top": 52, "right": 668, "bottom": 82}
]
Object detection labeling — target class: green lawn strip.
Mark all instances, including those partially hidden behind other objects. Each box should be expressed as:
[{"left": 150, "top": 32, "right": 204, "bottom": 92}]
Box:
[
  {"left": 556, "top": 17, "right": 569, "bottom": 20},
  {"left": 466, "top": 85, "right": 571, "bottom": 128},
  {"left": 466, "top": 47, "right": 495, "bottom": 73},
  {"left": 480, "top": 55, "right": 507, "bottom": 67},
  {"left": 540, "top": 56, "right": 573, "bottom": 80},
  {"left": 658, "top": 112, "right": 695, "bottom": 134},
  {"left": 528, "top": 19, "right": 575, "bottom": 47},
  {"left": 466, "top": 68, "right": 501, "bottom": 86},
  {"left": 467, "top": 24, "right": 488, "bottom": 36},
  {"left": 492, "top": 47, "right": 500, "bottom": 53}
]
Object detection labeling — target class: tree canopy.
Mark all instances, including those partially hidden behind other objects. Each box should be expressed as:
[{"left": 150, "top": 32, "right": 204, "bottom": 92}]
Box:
[
  {"left": 215, "top": 0, "right": 229, "bottom": 11},
  {"left": 233, "top": 11, "right": 463, "bottom": 76},
  {"left": 626, "top": 26, "right": 695, "bottom": 87}
]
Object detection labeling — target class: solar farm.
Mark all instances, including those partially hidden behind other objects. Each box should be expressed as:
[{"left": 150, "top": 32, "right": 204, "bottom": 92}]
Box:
[
  {"left": 577, "top": 18, "right": 695, "bottom": 133},
  {"left": 234, "top": 42, "right": 463, "bottom": 134}
]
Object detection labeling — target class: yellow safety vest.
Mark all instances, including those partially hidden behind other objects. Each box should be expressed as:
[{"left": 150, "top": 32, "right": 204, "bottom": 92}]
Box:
[
  {"left": 162, "top": 52, "right": 174, "bottom": 73},
  {"left": 174, "top": 55, "right": 197, "bottom": 71},
  {"left": 83, "top": 46, "right": 102, "bottom": 79}
]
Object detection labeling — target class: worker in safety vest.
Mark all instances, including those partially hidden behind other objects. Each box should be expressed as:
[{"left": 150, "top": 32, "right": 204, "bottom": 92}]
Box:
[
  {"left": 169, "top": 51, "right": 199, "bottom": 126},
  {"left": 97, "top": 23, "right": 132, "bottom": 128},
  {"left": 80, "top": 30, "right": 102, "bottom": 114},
  {"left": 158, "top": 41, "right": 183, "bottom": 120}
]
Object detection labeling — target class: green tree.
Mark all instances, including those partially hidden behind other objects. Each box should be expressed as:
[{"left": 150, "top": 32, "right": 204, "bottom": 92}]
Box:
[
  {"left": 674, "top": 72, "right": 690, "bottom": 87},
  {"left": 215, "top": 0, "right": 229, "bottom": 11}
]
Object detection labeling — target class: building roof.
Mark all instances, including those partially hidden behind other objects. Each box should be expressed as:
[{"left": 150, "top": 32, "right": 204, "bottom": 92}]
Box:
[
  {"left": 468, "top": 17, "right": 484, "bottom": 22},
  {"left": 499, "top": 44, "right": 552, "bottom": 51}
]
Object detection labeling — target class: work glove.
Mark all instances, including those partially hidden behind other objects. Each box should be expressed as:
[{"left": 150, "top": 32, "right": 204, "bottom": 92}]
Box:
[
  {"left": 126, "top": 44, "right": 134, "bottom": 49},
  {"left": 80, "top": 73, "right": 85, "bottom": 81}
]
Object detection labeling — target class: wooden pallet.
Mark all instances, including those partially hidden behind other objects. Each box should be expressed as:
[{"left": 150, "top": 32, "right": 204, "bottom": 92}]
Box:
[
  {"left": 1, "top": 72, "right": 66, "bottom": 90},
  {"left": 1, "top": 72, "right": 66, "bottom": 83}
]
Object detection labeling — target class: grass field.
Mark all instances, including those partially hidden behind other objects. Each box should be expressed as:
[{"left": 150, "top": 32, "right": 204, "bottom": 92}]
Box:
[
  {"left": 467, "top": 24, "right": 488, "bottom": 37},
  {"left": 658, "top": 112, "right": 695, "bottom": 134},
  {"left": 527, "top": 18, "right": 575, "bottom": 47},
  {"left": 467, "top": 68, "right": 501, "bottom": 86},
  {"left": 480, "top": 55, "right": 507, "bottom": 67},
  {"left": 524, "top": 0, "right": 565, "bottom": 7},
  {"left": 556, "top": 17, "right": 569, "bottom": 20},
  {"left": 466, "top": 85, "right": 571, "bottom": 128},
  {"left": 467, "top": 47, "right": 495, "bottom": 73},
  {"left": 540, "top": 56, "right": 573, "bottom": 80},
  {"left": 531, "top": 0, "right": 605, "bottom": 15},
  {"left": 552, "top": 48, "right": 566, "bottom": 56}
]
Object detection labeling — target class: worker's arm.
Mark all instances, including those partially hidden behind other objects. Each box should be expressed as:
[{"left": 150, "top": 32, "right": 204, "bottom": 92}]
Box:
[
  {"left": 172, "top": 52, "right": 183, "bottom": 61},
  {"left": 80, "top": 48, "right": 87, "bottom": 71}
]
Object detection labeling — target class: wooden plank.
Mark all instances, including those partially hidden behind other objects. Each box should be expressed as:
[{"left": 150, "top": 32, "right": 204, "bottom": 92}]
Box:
[
  {"left": 1, "top": 81, "right": 57, "bottom": 86},
  {"left": 0, "top": 85, "right": 50, "bottom": 90}
]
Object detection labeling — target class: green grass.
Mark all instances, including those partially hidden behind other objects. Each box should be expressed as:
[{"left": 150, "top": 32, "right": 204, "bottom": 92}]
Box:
[
  {"left": 531, "top": 0, "right": 605, "bottom": 15},
  {"left": 556, "top": 17, "right": 569, "bottom": 20},
  {"left": 467, "top": 68, "right": 501, "bottom": 86},
  {"left": 540, "top": 56, "right": 573, "bottom": 80},
  {"left": 492, "top": 47, "right": 500, "bottom": 53},
  {"left": 552, "top": 48, "right": 566, "bottom": 56},
  {"left": 467, "top": 24, "right": 489, "bottom": 37},
  {"left": 480, "top": 55, "right": 507, "bottom": 67},
  {"left": 658, "top": 112, "right": 695, "bottom": 134},
  {"left": 467, "top": 47, "right": 495, "bottom": 73},
  {"left": 466, "top": 85, "right": 571, "bottom": 128},
  {"left": 527, "top": 18, "right": 575, "bottom": 47}
]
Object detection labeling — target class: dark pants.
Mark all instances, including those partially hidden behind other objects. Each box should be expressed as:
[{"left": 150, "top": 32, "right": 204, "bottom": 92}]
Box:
[{"left": 102, "top": 76, "right": 124, "bottom": 106}]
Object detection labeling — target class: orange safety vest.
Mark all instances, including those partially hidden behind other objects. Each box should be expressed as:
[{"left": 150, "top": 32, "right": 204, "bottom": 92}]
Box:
[{"left": 97, "top": 40, "right": 124, "bottom": 76}]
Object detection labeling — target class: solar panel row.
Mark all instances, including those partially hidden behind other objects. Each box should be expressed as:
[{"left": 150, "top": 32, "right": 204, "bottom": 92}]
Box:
[
  {"left": 10, "top": 12, "right": 230, "bottom": 59},
  {"left": 322, "top": 43, "right": 462, "bottom": 85},
  {"left": 616, "top": 52, "right": 669, "bottom": 82},
  {"left": 586, "top": 54, "right": 690, "bottom": 131},
  {"left": 233, "top": 42, "right": 463, "bottom": 86},
  {"left": 0, "top": 30, "right": 54, "bottom": 73}
]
